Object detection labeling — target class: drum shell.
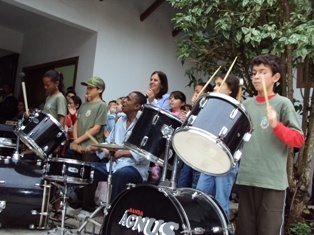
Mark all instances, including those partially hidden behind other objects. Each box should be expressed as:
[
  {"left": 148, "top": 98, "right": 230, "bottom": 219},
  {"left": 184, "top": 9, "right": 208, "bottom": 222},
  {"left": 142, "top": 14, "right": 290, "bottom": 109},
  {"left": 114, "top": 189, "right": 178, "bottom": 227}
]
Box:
[
  {"left": 124, "top": 105, "right": 182, "bottom": 167},
  {"left": 184, "top": 93, "right": 251, "bottom": 155},
  {"left": 102, "top": 184, "right": 230, "bottom": 235},
  {"left": 44, "top": 158, "right": 94, "bottom": 185},
  {"left": 0, "top": 158, "right": 44, "bottom": 227},
  {"left": 15, "top": 110, "right": 66, "bottom": 158}
]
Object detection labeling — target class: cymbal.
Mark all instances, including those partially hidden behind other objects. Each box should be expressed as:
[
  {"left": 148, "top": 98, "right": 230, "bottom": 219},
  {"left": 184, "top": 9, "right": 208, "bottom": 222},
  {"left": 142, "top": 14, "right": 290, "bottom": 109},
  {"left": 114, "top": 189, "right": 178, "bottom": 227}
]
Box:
[{"left": 92, "top": 143, "right": 127, "bottom": 151}]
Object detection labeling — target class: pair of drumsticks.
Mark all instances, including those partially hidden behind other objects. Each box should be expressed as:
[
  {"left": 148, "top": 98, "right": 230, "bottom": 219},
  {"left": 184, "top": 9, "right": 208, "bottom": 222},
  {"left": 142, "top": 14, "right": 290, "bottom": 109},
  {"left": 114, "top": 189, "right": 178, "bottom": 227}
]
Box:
[
  {"left": 196, "top": 57, "right": 241, "bottom": 100},
  {"left": 197, "top": 57, "right": 269, "bottom": 107}
]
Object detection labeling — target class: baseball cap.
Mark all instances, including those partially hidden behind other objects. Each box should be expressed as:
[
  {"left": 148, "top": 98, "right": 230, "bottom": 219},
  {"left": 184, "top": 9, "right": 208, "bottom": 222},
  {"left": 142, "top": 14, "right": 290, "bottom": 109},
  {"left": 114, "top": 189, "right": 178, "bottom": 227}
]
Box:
[{"left": 81, "top": 76, "right": 105, "bottom": 90}]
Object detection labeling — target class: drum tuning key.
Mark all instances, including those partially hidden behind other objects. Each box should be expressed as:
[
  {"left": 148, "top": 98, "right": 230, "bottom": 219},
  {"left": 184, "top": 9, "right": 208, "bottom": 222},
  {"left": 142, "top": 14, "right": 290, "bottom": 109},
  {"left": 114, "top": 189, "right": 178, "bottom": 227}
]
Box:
[
  {"left": 161, "top": 124, "right": 174, "bottom": 137},
  {"left": 199, "top": 96, "right": 208, "bottom": 108},
  {"left": 191, "top": 191, "right": 201, "bottom": 200}
]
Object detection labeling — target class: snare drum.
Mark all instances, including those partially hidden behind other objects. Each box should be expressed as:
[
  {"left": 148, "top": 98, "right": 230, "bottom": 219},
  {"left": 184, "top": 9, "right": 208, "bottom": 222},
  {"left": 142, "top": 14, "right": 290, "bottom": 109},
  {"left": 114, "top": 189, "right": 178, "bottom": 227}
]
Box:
[
  {"left": 101, "top": 184, "right": 233, "bottom": 235},
  {"left": 0, "top": 157, "right": 49, "bottom": 229},
  {"left": 172, "top": 93, "right": 252, "bottom": 175},
  {"left": 44, "top": 158, "right": 94, "bottom": 185},
  {"left": 14, "top": 110, "right": 66, "bottom": 159},
  {"left": 124, "top": 105, "right": 182, "bottom": 167}
]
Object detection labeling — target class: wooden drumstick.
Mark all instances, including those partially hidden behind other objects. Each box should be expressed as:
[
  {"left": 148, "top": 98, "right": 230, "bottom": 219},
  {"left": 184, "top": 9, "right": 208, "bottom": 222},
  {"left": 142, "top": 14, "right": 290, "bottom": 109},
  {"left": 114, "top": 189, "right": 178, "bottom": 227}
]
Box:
[
  {"left": 86, "top": 131, "right": 99, "bottom": 144},
  {"left": 261, "top": 73, "right": 270, "bottom": 108},
  {"left": 218, "top": 57, "right": 238, "bottom": 93},
  {"left": 196, "top": 66, "right": 221, "bottom": 99},
  {"left": 20, "top": 73, "right": 29, "bottom": 116},
  {"left": 237, "top": 78, "right": 244, "bottom": 102}
]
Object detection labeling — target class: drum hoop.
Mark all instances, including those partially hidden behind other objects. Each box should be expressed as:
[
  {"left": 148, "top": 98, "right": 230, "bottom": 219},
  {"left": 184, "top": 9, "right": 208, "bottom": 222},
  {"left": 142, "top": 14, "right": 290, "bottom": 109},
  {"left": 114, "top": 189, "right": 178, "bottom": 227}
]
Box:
[
  {"left": 143, "top": 104, "right": 183, "bottom": 124},
  {"left": 178, "top": 188, "right": 230, "bottom": 230},
  {"left": 159, "top": 186, "right": 192, "bottom": 230},
  {"left": 44, "top": 175, "right": 92, "bottom": 185},
  {"left": 207, "top": 92, "right": 240, "bottom": 106},
  {"left": 123, "top": 142, "right": 173, "bottom": 169},
  {"left": 17, "top": 133, "right": 45, "bottom": 158},
  {"left": 48, "top": 157, "right": 92, "bottom": 166}
]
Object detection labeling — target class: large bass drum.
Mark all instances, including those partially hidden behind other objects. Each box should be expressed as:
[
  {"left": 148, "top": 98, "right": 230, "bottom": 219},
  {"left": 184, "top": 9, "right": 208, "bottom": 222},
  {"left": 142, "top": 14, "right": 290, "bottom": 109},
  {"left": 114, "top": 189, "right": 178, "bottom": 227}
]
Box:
[
  {"left": 0, "top": 156, "right": 50, "bottom": 229},
  {"left": 101, "top": 184, "right": 233, "bottom": 235}
]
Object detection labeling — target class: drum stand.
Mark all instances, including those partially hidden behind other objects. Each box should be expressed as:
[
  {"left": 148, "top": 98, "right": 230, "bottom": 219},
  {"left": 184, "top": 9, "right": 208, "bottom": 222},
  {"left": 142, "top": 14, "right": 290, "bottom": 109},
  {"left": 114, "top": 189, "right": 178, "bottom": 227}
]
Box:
[
  {"left": 42, "top": 177, "right": 74, "bottom": 235},
  {"left": 75, "top": 149, "right": 115, "bottom": 235},
  {"left": 12, "top": 119, "right": 22, "bottom": 162},
  {"left": 159, "top": 128, "right": 178, "bottom": 189}
]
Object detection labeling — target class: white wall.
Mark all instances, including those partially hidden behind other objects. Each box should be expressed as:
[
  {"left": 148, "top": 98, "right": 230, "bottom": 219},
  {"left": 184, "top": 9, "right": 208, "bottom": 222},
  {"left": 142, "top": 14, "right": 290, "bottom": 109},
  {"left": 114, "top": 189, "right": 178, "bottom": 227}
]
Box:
[
  {"left": 0, "top": 25, "right": 23, "bottom": 53},
  {"left": 6, "top": 0, "right": 194, "bottom": 103}
]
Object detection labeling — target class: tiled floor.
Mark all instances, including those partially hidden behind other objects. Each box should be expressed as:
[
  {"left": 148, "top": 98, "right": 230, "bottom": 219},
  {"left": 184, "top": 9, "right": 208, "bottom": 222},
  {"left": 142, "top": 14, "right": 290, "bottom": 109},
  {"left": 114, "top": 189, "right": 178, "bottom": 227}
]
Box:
[{"left": 0, "top": 212, "right": 103, "bottom": 235}]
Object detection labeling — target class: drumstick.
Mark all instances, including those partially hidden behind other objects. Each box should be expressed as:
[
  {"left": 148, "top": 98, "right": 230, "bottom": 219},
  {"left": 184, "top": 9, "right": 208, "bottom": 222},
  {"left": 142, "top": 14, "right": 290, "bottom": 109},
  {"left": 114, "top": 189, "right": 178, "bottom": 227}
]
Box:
[
  {"left": 196, "top": 66, "right": 221, "bottom": 99},
  {"left": 261, "top": 73, "right": 270, "bottom": 108},
  {"left": 86, "top": 131, "right": 99, "bottom": 144},
  {"left": 20, "top": 73, "right": 29, "bottom": 116},
  {"left": 237, "top": 78, "right": 244, "bottom": 102},
  {"left": 218, "top": 57, "right": 238, "bottom": 93}
]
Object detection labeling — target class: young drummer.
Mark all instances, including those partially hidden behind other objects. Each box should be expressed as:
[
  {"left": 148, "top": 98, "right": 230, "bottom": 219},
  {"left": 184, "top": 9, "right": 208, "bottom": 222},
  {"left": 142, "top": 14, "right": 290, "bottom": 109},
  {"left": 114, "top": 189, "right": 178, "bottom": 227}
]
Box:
[{"left": 235, "top": 54, "right": 304, "bottom": 235}]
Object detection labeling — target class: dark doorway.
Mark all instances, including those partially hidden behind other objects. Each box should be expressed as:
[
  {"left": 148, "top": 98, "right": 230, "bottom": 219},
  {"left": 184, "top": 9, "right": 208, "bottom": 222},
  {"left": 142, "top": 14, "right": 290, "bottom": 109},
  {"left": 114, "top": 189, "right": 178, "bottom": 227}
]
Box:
[
  {"left": 0, "top": 53, "right": 19, "bottom": 88},
  {"left": 21, "top": 57, "right": 79, "bottom": 109}
]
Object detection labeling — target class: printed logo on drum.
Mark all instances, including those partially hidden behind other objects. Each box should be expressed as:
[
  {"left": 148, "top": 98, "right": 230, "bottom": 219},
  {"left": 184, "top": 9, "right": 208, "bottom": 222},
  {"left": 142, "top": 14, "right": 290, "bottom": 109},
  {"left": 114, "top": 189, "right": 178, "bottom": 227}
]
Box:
[
  {"left": 129, "top": 207, "right": 143, "bottom": 216},
  {"left": 119, "top": 209, "right": 179, "bottom": 235}
]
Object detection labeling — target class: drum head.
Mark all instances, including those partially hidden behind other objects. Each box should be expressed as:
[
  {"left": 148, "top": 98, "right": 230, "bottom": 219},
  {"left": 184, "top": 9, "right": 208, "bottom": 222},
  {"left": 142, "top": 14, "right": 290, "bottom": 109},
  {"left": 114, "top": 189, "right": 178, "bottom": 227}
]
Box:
[
  {"left": 102, "top": 184, "right": 229, "bottom": 235},
  {"left": 172, "top": 127, "right": 233, "bottom": 175}
]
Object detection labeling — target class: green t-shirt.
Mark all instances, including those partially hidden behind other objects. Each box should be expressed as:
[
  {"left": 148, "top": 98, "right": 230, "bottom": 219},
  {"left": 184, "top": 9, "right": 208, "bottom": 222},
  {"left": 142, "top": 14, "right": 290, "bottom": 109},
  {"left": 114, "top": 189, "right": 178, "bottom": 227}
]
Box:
[
  {"left": 76, "top": 100, "right": 107, "bottom": 149},
  {"left": 43, "top": 92, "right": 67, "bottom": 122},
  {"left": 236, "top": 94, "right": 303, "bottom": 190}
]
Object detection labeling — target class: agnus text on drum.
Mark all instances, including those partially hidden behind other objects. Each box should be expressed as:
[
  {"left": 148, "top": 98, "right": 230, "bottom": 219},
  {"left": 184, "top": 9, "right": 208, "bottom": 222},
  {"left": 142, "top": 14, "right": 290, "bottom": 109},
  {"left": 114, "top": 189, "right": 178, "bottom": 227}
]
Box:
[{"left": 119, "top": 209, "right": 179, "bottom": 235}]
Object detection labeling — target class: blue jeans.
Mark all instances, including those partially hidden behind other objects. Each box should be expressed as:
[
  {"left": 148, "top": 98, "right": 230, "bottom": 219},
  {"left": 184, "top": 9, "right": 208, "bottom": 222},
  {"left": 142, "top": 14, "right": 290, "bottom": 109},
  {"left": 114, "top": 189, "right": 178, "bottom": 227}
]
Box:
[
  {"left": 177, "top": 162, "right": 200, "bottom": 188},
  {"left": 196, "top": 164, "right": 238, "bottom": 218},
  {"left": 91, "top": 163, "right": 143, "bottom": 202}
]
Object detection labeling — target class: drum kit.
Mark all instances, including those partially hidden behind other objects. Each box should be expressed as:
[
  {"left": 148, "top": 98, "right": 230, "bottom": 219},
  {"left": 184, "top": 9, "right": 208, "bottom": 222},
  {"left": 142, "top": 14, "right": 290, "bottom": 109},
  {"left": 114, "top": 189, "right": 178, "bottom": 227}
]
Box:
[
  {"left": 0, "top": 110, "right": 94, "bottom": 234},
  {"left": 100, "top": 92, "right": 253, "bottom": 235},
  {"left": 0, "top": 90, "right": 253, "bottom": 235}
]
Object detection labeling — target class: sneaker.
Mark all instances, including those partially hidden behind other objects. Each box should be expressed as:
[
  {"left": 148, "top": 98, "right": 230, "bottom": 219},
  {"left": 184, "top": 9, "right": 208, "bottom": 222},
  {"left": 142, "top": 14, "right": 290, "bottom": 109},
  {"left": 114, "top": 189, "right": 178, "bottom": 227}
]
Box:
[
  {"left": 66, "top": 206, "right": 82, "bottom": 215},
  {"left": 49, "top": 211, "right": 62, "bottom": 222},
  {"left": 77, "top": 209, "right": 91, "bottom": 219}
]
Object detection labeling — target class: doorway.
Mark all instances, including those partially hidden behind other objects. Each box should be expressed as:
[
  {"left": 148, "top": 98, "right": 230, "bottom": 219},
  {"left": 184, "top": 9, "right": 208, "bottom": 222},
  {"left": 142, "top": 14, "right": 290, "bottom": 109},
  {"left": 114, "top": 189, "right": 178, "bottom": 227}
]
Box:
[{"left": 21, "top": 57, "right": 79, "bottom": 109}]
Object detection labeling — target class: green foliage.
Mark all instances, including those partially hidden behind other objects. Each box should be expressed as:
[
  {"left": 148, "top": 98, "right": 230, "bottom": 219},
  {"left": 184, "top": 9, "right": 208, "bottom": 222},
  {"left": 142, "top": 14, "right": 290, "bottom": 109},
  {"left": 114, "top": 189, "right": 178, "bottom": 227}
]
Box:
[
  {"left": 290, "top": 222, "right": 311, "bottom": 235},
  {"left": 167, "top": 0, "right": 314, "bottom": 92}
]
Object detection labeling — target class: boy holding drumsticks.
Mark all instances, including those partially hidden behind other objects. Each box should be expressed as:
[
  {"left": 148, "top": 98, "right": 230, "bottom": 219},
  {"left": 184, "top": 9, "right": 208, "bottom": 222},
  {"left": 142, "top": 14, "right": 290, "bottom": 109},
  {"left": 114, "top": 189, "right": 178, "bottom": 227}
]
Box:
[{"left": 235, "top": 54, "right": 304, "bottom": 235}]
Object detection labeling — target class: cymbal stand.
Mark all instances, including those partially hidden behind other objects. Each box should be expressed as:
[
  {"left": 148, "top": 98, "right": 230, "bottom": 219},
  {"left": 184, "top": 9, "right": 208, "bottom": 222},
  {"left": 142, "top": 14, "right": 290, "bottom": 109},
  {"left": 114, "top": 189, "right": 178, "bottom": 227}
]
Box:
[{"left": 75, "top": 150, "right": 115, "bottom": 235}]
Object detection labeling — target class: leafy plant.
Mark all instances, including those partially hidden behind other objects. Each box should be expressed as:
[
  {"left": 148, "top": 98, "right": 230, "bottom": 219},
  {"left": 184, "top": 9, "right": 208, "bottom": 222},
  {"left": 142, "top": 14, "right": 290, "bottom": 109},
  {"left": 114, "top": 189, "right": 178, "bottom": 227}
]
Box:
[
  {"left": 290, "top": 222, "right": 311, "bottom": 235},
  {"left": 167, "top": 0, "right": 314, "bottom": 229}
]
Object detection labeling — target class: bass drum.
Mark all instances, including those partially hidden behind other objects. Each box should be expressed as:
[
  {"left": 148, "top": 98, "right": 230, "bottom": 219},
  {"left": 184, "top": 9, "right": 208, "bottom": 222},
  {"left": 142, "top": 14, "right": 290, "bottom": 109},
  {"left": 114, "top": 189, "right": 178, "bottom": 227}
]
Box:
[
  {"left": 0, "top": 156, "right": 49, "bottom": 229},
  {"left": 101, "top": 184, "right": 233, "bottom": 235}
]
